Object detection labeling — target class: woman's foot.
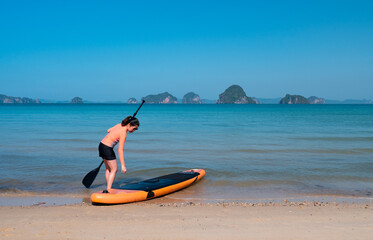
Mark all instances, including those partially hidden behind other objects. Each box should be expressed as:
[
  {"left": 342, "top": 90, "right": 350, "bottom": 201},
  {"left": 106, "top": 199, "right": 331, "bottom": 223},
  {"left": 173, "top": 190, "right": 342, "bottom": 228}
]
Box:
[{"left": 102, "top": 190, "right": 109, "bottom": 193}]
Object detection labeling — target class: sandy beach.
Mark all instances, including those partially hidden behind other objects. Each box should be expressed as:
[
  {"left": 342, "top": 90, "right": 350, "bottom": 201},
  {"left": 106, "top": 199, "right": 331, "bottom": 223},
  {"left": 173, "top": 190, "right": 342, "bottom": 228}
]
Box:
[{"left": 1, "top": 199, "right": 372, "bottom": 240}]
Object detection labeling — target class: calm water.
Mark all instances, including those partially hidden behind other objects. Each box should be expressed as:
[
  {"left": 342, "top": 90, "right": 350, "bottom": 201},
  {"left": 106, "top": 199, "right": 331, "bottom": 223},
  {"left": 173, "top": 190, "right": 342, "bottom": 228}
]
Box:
[{"left": 0, "top": 104, "right": 372, "bottom": 200}]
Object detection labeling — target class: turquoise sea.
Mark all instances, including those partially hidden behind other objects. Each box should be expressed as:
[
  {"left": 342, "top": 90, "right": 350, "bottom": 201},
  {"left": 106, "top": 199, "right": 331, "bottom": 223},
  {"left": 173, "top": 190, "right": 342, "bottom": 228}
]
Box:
[{"left": 0, "top": 104, "right": 372, "bottom": 202}]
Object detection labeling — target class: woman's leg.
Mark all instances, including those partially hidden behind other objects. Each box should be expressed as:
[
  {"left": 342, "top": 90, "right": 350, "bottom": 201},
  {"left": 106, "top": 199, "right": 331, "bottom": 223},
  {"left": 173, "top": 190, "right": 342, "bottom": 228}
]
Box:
[
  {"left": 103, "top": 159, "right": 110, "bottom": 185},
  {"left": 103, "top": 158, "right": 118, "bottom": 191}
]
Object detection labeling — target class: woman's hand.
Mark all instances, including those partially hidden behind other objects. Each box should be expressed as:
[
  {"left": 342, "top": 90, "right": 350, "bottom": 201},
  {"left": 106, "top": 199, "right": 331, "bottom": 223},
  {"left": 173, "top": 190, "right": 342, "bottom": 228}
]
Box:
[{"left": 121, "top": 165, "right": 127, "bottom": 174}]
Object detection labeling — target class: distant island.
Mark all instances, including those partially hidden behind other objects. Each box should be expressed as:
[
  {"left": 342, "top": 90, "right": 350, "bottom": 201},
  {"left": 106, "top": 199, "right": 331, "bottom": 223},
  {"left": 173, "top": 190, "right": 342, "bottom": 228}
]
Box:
[
  {"left": 2, "top": 88, "right": 372, "bottom": 105},
  {"left": 127, "top": 98, "right": 138, "bottom": 104},
  {"left": 71, "top": 97, "right": 84, "bottom": 104},
  {"left": 279, "top": 94, "right": 310, "bottom": 104},
  {"left": 217, "top": 85, "right": 256, "bottom": 104},
  {"left": 0, "top": 94, "right": 40, "bottom": 104},
  {"left": 326, "top": 99, "right": 373, "bottom": 104},
  {"left": 142, "top": 92, "right": 177, "bottom": 104},
  {"left": 279, "top": 94, "right": 328, "bottom": 104},
  {"left": 308, "top": 96, "right": 325, "bottom": 104},
  {"left": 183, "top": 92, "right": 202, "bottom": 104}
]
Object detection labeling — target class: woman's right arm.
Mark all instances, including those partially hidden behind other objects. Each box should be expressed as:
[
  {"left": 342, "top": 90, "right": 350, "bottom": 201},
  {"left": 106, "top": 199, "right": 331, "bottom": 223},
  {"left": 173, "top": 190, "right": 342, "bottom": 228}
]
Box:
[{"left": 118, "top": 130, "right": 127, "bottom": 174}]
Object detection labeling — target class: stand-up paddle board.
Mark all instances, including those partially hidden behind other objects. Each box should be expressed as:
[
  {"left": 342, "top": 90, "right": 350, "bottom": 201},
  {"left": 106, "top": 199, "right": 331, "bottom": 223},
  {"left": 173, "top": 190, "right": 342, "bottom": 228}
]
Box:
[{"left": 91, "top": 169, "right": 205, "bottom": 204}]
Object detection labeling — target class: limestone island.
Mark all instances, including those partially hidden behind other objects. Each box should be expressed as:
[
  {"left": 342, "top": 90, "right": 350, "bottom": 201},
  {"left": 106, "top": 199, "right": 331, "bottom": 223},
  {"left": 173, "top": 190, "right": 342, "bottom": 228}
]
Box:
[
  {"left": 142, "top": 92, "right": 177, "bottom": 104},
  {"left": 182, "top": 92, "right": 202, "bottom": 104},
  {"left": 0, "top": 94, "right": 41, "bottom": 104},
  {"left": 279, "top": 94, "right": 310, "bottom": 104},
  {"left": 127, "top": 98, "right": 138, "bottom": 104},
  {"left": 71, "top": 97, "right": 84, "bottom": 104},
  {"left": 217, "top": 85, "right": 256, "bottom": 104},
  {"left": 308, "top": 96, "right": 325, "bottom": 104}
]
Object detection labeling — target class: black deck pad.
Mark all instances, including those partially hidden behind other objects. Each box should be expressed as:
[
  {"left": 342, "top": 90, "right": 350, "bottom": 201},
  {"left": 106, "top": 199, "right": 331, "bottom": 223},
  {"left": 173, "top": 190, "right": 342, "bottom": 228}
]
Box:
[{"left": 118, "top": 171, "right": 200, "bottom": 191}]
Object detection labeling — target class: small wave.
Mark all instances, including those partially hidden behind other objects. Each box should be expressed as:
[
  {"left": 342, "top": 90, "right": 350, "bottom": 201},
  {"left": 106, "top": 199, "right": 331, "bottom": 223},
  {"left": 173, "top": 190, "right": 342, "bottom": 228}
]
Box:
[
  {"left": 41, "top": 138, "right": 95, "bottom": 143},
  {"left": 293, "top": 136, "right": 373, "bottom": 142},
  {"left": 0, "top": 187, "right": 24, "bottom": 194},
  {"left": 126, "top": 149, "right": 168, "bottom": 154},
  {"left": 0, "top": 154, "right": 35, "bottom": 161},
  {"left": 207, "top": 179, "right": 301, "bottom": 188},
  {"left": 74, "top": 147, "right": 98, "bottom": 152},
  {"left": 130, "top": 138, "right": 168, "bottom": 143},
  {"left": 0, "top": 187, "right": 59, "bottom": 198},
  {"left": 234, "top": 149, "right": 272, "bottom": 153},
  {"left": 355, "top": 148, "right": 373, "bottom": 153},
  {"left": 234, "top": 148, "right": 372, "bottom": 155}
]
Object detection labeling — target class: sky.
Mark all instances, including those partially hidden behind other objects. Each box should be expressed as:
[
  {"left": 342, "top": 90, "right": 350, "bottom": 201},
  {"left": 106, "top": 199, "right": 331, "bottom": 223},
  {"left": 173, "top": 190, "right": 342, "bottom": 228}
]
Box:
[{"left": 0, "top": 0, "right": 372, "bottom": 102}]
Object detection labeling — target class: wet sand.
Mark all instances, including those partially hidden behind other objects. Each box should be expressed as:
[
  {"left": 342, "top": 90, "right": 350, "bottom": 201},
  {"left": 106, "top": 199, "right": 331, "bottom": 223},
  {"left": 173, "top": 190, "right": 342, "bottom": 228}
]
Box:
[{"left": 0, "top": 200, "right": 372, "bottom": 240}]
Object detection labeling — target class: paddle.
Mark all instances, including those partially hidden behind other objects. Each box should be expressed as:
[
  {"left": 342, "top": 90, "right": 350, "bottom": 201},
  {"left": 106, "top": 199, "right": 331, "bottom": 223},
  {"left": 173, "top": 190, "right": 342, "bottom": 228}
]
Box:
[
  {"left": 82, "top": 161, "right": 104, "bottom": 188},
  {"left": 82, "top": 100, "right": 146, "bottom": 188}
]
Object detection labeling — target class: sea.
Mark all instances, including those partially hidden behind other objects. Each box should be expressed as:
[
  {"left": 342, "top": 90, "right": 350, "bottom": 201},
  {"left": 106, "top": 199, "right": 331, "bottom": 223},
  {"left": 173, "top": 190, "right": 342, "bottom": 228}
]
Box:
[{"left": 0, "top": 104, "right": 372, "bottom": 204}]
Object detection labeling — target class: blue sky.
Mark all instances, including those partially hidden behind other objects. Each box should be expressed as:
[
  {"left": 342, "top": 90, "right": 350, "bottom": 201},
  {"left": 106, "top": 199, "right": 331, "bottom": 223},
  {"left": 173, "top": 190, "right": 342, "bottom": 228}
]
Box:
[{"left": 1, "top": 0, "right": 372, "bottom": 101}]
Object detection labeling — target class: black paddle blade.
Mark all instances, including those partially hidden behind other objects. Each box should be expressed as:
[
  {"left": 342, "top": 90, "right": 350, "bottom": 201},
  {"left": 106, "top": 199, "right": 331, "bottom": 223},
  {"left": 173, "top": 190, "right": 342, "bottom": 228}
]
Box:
[{"left": 82, "top": 161, "right": 104, "bottom": 188}]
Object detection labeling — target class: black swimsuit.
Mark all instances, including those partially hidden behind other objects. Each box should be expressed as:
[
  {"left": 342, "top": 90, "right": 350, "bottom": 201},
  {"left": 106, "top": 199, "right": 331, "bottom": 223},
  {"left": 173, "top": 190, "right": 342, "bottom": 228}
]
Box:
[{"left": 98, "top": 142, "right": 116, "bottom": 160}]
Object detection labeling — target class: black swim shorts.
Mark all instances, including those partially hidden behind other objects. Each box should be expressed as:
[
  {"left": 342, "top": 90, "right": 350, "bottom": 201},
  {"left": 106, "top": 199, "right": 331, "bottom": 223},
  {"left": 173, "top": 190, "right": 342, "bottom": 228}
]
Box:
[{"left": 98, "top": 142, "right": 116, "bottom": 160}]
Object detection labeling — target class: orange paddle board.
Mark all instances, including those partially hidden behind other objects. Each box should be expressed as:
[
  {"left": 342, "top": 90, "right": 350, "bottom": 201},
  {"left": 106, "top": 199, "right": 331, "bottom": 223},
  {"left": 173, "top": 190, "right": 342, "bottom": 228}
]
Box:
[{"left": 91, "top": 169, "right": 205, "bottom": 204}]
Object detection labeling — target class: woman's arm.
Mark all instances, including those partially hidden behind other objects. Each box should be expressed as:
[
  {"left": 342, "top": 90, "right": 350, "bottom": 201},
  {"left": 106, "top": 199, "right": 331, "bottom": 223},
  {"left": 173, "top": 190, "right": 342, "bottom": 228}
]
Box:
[{"left": 118, "top": 130, "right": 127, "bottom": 174}]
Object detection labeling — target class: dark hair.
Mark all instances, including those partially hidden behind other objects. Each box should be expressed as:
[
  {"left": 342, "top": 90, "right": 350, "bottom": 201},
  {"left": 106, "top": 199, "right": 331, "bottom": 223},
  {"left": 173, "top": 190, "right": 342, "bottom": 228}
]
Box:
[{"left": 121, "top": 116, "right": 140, "bottom": 127}]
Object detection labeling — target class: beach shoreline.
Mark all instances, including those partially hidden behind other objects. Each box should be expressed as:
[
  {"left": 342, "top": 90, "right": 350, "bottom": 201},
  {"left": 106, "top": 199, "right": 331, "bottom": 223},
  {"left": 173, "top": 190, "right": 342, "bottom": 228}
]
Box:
[
  {"left": 1, "top": 188, "right": 373, "bottom": 206},
  {"left": 1, "top": 200, "right": 372, "bottom": 240},
  {"left": 1, "top": 191, "right": 372, "bottom": 207}
]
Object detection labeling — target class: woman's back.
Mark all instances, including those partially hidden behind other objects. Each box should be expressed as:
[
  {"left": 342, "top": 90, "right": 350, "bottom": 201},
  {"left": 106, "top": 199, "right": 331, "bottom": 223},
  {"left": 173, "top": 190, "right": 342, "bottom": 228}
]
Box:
[{"left": 101, "top": 124, "right": 123, "bottom": 147}]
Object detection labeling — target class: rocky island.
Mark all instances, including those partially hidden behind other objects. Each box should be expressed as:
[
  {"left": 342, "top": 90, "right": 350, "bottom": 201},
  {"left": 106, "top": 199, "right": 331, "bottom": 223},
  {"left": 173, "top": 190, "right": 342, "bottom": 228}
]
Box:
[
  {"left": 308, "top": 96, "right": 325, "bottom": 104},
  {"left": 0, "top": 94, "right": 40, "bottom": 104},
  {"left": 71, "top": 97, "right": 84, "bottom": 104},
  {"left": 217, "top": 85, "right": 256, "bottom": 104},
  {"left": 279, "top": 94, "right": 310, "bottom": 104},
  {"left": 127, "top": 98, "right": 138, "bottom": 104},
  {"left": 142, "top": 92, "right": 177, "bottom": 104},
  {"left": 182, "top": 92, "right": 202, "bottom": 104}
]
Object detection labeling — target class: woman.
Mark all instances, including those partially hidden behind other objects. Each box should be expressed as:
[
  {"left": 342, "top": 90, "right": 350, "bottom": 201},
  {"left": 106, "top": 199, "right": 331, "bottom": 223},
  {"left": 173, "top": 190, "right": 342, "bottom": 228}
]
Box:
[{"left": 98, "top": 116, "right": 140, "bottom": 193}]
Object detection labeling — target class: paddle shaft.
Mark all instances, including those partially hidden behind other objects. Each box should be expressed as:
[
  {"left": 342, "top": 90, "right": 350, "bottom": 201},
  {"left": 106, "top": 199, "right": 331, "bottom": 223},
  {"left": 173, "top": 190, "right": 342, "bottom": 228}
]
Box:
[{"left": 133, "top": 100, "right": 145, "bottom": 118}]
